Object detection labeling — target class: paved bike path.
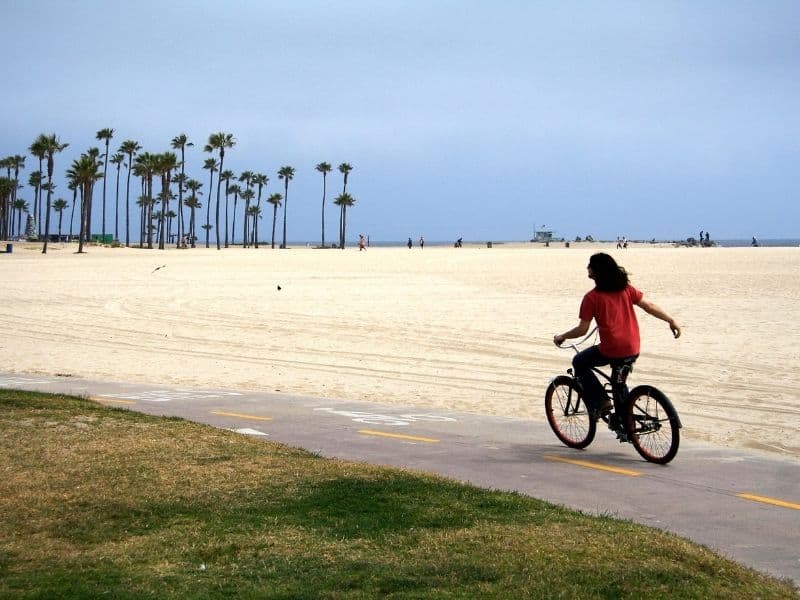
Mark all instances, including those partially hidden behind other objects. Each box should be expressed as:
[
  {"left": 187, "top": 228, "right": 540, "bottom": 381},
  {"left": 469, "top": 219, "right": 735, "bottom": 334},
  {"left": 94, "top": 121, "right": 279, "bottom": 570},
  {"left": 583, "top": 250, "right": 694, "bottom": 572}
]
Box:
[{"left": 2, "top": 372, "right": 798, "bottom": 587}]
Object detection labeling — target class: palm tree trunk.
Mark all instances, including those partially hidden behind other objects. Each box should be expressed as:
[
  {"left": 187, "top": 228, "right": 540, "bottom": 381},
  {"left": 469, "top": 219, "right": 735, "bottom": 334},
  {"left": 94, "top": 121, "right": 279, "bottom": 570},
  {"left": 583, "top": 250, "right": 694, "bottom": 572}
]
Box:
[
  {"left": 206, "top": 170, "right": 214, "bottom": 248},
  {"left": 125, "top": 157, "right": 132, "bottom": 247},
  {"left": 69, "top": 188, "right": 77, "bottom": 241},
  {"left": 224, "top": 183, "right": 230, "bottom": 248},
  {"left": 281, "top": 181, "right": 289, "bottom": 249},
  {"left": 78, "top": 186, "right": 88, "bottom": 254},
  {"left": 271, "top": 205, "right": 277, "bottom": 249},
  {"left": 101, "top": 140, "right": 109, "bottom": 240},
  {"left": 321, "top": 174, "right": 326, "bottom": 248},
  {"left": 341, "top": 206, "right": 347, "bottom": 250},
  {"left": 189, "top": 207, "right": 195, "bottom": 247},
  {"left": 339, "top": 206, "right": 344, "bottom": 249},
  {"left": 177, "top": 148, "right": 185, "bottom": 249},
  {"left": 114, "top": 165, "right": 121, "bottom": 241},
  {"left": 215, "top": 152, "right": 224, "bottom": 250},
  {"left": 42, "top": 157, "right": 54, "bottom": 254}
]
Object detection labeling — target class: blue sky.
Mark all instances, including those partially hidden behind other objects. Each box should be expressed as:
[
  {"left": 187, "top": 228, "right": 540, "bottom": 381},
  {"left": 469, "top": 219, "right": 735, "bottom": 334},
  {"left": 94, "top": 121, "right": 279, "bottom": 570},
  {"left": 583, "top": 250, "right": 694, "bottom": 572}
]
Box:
[{"left": 2, "top": 1, "right": 798, "bottom": 242}]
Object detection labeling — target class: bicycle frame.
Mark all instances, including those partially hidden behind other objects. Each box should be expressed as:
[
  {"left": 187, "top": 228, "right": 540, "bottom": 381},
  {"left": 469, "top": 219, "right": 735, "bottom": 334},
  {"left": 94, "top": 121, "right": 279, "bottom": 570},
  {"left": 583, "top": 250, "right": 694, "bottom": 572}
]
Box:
[{"left": 557, "top": 327, "right": 635, "bottom": 414}]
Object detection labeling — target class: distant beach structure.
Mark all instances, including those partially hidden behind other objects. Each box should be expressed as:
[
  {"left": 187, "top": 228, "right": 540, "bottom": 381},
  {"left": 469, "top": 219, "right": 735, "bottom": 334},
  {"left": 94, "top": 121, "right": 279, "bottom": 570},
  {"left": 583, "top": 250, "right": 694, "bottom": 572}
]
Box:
[{"left": 531, "top": 226, "right": 553, "bottom": 243}]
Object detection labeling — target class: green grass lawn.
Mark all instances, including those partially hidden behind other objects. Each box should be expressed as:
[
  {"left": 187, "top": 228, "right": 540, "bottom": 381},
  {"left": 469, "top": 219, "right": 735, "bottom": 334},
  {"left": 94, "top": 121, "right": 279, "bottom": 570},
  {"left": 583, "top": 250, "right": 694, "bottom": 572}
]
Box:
[{"left": 0, "top": 389, "right": 796, "bottom": 599}]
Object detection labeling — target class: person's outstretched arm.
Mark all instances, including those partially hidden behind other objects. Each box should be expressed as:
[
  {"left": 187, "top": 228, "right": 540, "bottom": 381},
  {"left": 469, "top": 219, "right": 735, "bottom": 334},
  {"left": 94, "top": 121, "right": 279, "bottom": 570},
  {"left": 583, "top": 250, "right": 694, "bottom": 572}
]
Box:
[
  {"left": 554, "top": 319, "right": 592, "bottom": 346},
  {"left": 636, "top": 297, "right": 681, "bottom": 338}
]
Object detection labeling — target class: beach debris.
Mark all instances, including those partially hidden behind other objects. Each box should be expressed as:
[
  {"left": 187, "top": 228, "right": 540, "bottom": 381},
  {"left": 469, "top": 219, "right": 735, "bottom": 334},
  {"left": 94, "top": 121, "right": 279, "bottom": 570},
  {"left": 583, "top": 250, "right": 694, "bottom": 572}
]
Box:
[
  {"left": 151, "top": 264, "right": 167, "bottom": 274},
  {"left": 277, "top": 285, "right": 282, "bottom": 290}
]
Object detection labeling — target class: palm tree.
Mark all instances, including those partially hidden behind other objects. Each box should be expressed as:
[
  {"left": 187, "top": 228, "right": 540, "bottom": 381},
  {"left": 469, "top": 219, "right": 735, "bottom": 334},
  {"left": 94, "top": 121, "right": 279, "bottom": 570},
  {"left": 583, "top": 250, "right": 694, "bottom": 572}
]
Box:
[
  {"left": 38, "top": 133, "right": 69, "bottom": 254},
  {"left": 96, "top": 128, "right": 114, "bottom": 240},
  {"left": 153, "top": 152, "right": 178, "bottom": 249},
  {"left": 109, "top": 152, "right": 124, "bottom": 241},
  {"left": 135, "top": 194, "right": 150, "bottom": 244},
  {"left": 202, "top": 157, "right": 218, "bottom": 248},
  {"left": 165, "top": 209, "right": 177, "bottom": 242},
  {"left": 69, "top": 153, "right": 103, "bottom": 254},
  {"left": 184, "top": 178, "right": 203, "bottom": 247},
  {"left": 171, "top": 171, "right": 185, "bottom": 241},
  {"left": 12, "top": 198, "right": 28, "bottom": 238},
  {"left": 334, "top": 192, "right": 356, "bottom": 250},
  {"left": 238, "top": 170, "right": 254, "bottom": 247},
  {"left": 28, "top": 137, "right": 47, "bottom": 238},
  {"left": 203, "top": 132, "right": 236, "bottom": 250},
  {"left": 27, "top": 170, "right": 42, "bottom": 237},
  {"left": 170, "top": 133, "right": 193, "bottom": 248},
  {"left": 316, "top": 162, "right": 332, "bottom": 247},
  {"left": 247, "top": 203, "right": 261, "bottom": 246},
  {"left": 267, "top": 192, "right": 282, "bottom": 249},
  {"left": 240, "top": 188, "right": 254, "bottom": 247},
  {"left": 227, "top": 183, "right": 242, "bottom": 247},
  {"left": 53, "top": 198, "right": 68, "bottom": 241},
  {"left": 133, "top": 152, "right": 157, "bottom": 248},
  {"left": 218, "top": 169, "right": 234, "bottom": 247},
  {"left": 1, "top": 155, "right": 25, "bottom": 239},
  {"left": 277, "top": 166, "right": 295, "bottom": 248},
  {"left": 251, "top": 173, "right": 268, "bottom": 248},
  {"left": 0, "top": 176, "right": 16, "bottom": 240},
  {"left": 67, "top": 178, "right": 78, "bottom": 242},
  {"left": 337, "top": 163, "right": 353, "bottom": 250},
  {"left": 118, "top": 140, "right": 141, "bottom": 247}
]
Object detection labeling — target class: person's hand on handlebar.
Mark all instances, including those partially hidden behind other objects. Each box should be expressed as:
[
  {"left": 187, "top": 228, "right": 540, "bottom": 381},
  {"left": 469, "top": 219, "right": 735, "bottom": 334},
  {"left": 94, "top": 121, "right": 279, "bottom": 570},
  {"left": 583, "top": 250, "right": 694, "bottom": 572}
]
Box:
[{"left": 553, "top": 320, "right": 591, "bottom": 348}]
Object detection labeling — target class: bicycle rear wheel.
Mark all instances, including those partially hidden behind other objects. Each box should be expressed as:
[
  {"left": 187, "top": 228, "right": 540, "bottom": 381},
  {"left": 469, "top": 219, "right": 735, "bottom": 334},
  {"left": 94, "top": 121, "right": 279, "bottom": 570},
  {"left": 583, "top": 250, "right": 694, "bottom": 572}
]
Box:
[
  {"left": 545, "top": 375, "right": 596, "bottom": 449},
  {"left": 625, "top": 385, "right": 680, "bottom": 464}
]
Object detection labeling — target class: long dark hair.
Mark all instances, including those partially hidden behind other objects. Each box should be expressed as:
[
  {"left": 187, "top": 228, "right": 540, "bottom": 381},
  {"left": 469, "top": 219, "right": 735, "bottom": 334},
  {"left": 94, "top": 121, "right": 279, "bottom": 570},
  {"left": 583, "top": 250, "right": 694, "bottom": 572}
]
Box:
[{"left": 589, "top": 252, "right": 630, "bottom": 292}]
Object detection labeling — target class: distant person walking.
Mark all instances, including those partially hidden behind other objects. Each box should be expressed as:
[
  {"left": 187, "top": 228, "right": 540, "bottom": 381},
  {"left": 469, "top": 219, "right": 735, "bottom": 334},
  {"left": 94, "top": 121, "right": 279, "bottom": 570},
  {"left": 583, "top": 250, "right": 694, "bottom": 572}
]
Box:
[
  {"left": 419, "top": 236, "right": 425, "bottom": 249},
  {"left": 358, "top": 234, "right": 366, "bottom": 251},
  {"left": 407, "top": 237, "right": 413, "bottom": 249}
]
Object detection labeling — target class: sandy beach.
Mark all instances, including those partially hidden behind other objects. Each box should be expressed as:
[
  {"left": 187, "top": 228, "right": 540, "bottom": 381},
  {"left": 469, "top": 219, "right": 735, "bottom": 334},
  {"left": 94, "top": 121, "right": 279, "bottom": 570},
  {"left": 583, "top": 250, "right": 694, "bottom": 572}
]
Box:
[{"left": 2, "top": 242, "right": 798, "bottom": 458}]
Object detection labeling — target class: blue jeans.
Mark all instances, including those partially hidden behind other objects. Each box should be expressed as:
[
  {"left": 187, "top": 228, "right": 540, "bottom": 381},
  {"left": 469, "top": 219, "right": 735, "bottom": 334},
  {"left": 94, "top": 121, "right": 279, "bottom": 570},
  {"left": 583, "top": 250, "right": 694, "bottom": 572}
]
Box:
[{"left": 572, "top": 345, "right": 612, "bottom": 411}]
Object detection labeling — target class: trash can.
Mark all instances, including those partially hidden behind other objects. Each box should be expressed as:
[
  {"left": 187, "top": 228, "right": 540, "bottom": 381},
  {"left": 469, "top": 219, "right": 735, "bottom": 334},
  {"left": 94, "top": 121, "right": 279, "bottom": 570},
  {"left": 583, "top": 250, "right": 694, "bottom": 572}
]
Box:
[
  {"left": 487, "top": 241, "right": 492, "bottom": 248},
  {"left": 5, "top": 243, "right": 12, "bottom": 253}
]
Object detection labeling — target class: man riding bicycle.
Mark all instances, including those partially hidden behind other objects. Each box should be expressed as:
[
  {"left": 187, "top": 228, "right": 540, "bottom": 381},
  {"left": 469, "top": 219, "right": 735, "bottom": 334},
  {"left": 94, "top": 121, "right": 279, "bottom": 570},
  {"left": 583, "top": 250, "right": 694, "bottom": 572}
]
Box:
[{"left": 553, "top": 252, "right": 681, "bottom": 416}]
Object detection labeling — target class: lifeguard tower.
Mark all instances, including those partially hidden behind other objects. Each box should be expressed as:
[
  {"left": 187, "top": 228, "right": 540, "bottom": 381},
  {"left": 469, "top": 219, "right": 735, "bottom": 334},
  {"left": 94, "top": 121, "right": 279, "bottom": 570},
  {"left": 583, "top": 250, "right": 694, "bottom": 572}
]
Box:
[{"left": 531, "top": 225, "right": 554, "bottom": 243}]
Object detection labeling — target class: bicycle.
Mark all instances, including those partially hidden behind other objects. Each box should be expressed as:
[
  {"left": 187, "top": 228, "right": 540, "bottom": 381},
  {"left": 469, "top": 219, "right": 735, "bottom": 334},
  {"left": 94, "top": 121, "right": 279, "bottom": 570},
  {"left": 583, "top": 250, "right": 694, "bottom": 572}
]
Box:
[{"left": 545, "top": 327, "right": 682, "bottom": 464}]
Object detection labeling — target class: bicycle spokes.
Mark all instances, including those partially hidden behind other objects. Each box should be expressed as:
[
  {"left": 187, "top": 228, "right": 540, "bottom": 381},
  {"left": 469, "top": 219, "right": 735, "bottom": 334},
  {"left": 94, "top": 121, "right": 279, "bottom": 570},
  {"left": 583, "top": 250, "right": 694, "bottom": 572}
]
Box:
[{"left": 626, "top": 387, "right": 680, "bottom": 464}]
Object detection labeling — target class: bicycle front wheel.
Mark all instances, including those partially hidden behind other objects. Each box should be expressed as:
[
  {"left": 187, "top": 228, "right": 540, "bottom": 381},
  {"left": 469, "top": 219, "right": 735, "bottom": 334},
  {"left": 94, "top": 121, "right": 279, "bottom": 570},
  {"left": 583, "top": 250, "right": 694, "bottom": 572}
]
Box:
[
  {"left": 545, "top": 375, "right": 596, "bottom": 449},
  {"left": 625, "top": 385, "right": 681, "bottom": 464}
]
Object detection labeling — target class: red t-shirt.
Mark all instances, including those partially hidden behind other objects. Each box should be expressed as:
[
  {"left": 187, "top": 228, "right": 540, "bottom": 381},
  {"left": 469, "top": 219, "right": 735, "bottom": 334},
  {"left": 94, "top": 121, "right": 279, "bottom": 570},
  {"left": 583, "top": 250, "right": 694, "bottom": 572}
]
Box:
[{"left": 579, "top": 284, "right": 643, "bottom": 358}]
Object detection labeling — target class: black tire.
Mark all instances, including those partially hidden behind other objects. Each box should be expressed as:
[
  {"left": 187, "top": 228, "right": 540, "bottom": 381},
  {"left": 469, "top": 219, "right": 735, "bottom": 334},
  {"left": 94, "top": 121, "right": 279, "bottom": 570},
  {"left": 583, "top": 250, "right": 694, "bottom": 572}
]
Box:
[
  {"left": 625, "top": 385, "right": 680, "bottom": 464},
  {"left": 545, "top": 375, "right": 596, "bottom": 449}
]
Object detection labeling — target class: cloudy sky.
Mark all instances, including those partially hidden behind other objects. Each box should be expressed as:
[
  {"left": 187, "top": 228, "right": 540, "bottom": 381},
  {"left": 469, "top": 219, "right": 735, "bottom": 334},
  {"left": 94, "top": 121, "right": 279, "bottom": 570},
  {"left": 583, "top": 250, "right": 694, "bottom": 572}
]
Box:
[{"left": 2, "top": 1, "right": 798, "bottom": 242}]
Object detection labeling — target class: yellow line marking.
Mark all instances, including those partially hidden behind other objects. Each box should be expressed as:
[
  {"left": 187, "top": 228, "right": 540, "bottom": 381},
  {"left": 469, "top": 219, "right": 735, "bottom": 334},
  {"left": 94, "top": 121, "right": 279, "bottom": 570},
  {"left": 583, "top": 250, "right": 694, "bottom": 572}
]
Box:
[
  {"left": 93, "top": 397, "right": 135, "bottom": 405},
  {"left": 210, "top": 410, "right": 273, "bottom": 421},
  {"left": 737, "top": 493, "right": 800, "bottom": 511},
  {"left": 358, "top": 429, "right": 440, "bottom": 443},
  {"left": 545, "top": 455, "right": 642, "bottom": 477}
]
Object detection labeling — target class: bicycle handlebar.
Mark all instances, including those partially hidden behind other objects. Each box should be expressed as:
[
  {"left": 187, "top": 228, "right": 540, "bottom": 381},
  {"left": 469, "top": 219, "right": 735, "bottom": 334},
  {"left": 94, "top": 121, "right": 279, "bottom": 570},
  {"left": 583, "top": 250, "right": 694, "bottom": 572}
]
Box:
[{"left": 557, "top": 326, "right": 598, "bottom": 354}]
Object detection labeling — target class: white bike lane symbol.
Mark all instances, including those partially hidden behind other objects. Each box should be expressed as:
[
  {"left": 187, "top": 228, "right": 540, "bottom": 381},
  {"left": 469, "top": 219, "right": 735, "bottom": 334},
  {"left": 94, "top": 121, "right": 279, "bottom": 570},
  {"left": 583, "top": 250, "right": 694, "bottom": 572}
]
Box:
[{"left": 313, "top": 408, "right": 457, "bottom": 427}]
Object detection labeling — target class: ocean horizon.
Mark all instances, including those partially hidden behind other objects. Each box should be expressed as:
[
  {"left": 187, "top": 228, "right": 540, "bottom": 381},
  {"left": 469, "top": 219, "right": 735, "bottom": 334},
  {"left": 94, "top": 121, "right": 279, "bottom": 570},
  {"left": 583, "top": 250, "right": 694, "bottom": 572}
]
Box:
[{"left": 288, "top": 238, "right": 800, "bottom": 248}]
